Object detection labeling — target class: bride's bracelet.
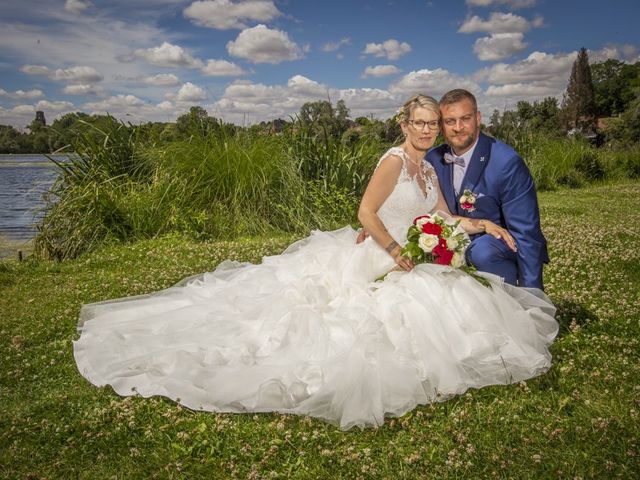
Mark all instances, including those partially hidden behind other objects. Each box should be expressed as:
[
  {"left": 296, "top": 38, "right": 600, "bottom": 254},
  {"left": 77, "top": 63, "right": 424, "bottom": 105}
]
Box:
[{"left": 385, "top": 240, "right": 400, "bottom": 254}]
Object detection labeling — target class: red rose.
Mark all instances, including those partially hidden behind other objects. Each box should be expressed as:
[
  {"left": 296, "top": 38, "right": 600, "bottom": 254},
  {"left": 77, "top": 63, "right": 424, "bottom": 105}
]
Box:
[
  {"left": 435, "top": 248, "right": 454, "bottom": 265},
  {"left": 422, "top": 222, "right": 443, "bottom": 236},
  {"left": 432, "top": 238, "right": 448, "bottom": 257}
]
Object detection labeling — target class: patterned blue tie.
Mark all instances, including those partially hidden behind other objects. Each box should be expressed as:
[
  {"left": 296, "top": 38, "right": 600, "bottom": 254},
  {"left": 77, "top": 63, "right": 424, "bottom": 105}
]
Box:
[{"left": 444, "top": 152, "right": 466, "bottom": 167}]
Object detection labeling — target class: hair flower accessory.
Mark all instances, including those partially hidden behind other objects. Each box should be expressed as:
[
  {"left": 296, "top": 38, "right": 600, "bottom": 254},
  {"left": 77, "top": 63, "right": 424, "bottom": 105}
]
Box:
[{"left": 459, "top": 189, "right": 478, "bottom": 212}]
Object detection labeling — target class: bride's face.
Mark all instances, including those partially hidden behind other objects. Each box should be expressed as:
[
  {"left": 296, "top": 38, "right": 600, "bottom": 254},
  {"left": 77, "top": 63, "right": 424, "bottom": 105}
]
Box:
[{"left": 402, "top": 107, "right": 440, "bottom": 152}]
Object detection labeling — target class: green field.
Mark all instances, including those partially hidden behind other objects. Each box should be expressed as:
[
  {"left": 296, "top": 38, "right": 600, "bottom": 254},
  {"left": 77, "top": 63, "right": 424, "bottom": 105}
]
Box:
[{"left": 1, "top": 183, "right": 639, "bottom": 479}]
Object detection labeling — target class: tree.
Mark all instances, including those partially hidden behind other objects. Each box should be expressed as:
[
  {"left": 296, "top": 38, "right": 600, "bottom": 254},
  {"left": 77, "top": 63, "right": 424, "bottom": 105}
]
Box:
[
  {"left": 175, "top": 106, "right": 219, "bottom": 138},
  {"left": 591, "top": 59, "right": 640, "bottom": 117},
  {"left": 561, "top": 47, "right": 596, "bottom": 131},
  {"left": 298, "top": 100, "right": 353, "bottom": 137},
  {"left": 0, "top": 125, "right": 26, "bottom": 153},
  {"left": 48, "top": 112, "right": 91, "bottom": 151}
]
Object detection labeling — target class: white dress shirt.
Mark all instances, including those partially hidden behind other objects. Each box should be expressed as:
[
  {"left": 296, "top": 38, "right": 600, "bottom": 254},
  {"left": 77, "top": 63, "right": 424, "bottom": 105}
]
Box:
[{"left": 452, "top": 137, "right": 479, "bottom": 194}]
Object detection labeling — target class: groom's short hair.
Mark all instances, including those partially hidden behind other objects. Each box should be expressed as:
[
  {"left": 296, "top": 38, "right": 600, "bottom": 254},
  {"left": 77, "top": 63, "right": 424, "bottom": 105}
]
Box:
[{"left": 439, "top": 89, "right": 477, "bottom": 111}]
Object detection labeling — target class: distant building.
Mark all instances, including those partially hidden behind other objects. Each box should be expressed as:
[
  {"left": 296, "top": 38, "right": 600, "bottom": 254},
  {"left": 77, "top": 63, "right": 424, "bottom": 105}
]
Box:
[{"left": 34, "top": 111, "right": 46, "bottom": 126}]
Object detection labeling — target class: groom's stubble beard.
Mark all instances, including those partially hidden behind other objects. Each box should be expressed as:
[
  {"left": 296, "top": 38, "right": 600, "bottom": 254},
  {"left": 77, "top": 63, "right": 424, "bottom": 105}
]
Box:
[
  {"left": 449, "top": 127, "right": 479, "bottom": 153},
  {"left": 440, "top": 103, "right": 481, "bottom": 155}
]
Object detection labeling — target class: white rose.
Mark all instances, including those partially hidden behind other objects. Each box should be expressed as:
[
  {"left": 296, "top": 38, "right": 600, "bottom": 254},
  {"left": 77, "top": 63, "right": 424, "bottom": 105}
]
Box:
[
  {"left": 451, "top": 251, "right": 465, "bottom": 268},
  {"left": 467, "top": 195, "right": 476, "bottom": 204},
  {"left": 446, "top": 237, "right": 459, "bottom": 250},
  {"left": 418, "top": 233, "right": 439, "bottom": 253},
  {"left": 459, "top": 195, "right": 468, "bottom": 203}
]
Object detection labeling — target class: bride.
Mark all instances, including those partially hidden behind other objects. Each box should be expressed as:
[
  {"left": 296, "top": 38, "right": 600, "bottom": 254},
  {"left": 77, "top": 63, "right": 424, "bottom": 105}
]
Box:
[{"left": 74, "top": 94, "right": 557, "bottom": 430}]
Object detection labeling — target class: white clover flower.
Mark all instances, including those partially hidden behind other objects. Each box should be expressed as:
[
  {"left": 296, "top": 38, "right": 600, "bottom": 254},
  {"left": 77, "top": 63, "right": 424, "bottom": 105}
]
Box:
[{"left": 418, "top": 233, "right": 439, "bottom": 253}]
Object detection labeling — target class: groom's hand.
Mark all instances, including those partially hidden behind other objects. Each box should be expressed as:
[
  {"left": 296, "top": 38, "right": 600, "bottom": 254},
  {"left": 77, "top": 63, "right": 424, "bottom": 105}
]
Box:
[{"left": 356, "top": 228, "right": 369, "bottom": 244}]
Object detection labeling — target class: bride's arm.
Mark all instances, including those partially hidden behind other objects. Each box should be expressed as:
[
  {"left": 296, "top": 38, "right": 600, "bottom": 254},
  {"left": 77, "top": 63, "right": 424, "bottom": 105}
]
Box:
[
  {"left": 430, "top": 172, "right": 517, "bottom": 252},
  {"left": 358, "top": 155, "right": 414, "bottom": 271}
]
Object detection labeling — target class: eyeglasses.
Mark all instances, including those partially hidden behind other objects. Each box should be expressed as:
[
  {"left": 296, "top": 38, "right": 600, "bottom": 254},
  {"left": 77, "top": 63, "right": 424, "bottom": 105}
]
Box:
[{"left": 408, "top": 120, "right": 439, "bottom": 131}]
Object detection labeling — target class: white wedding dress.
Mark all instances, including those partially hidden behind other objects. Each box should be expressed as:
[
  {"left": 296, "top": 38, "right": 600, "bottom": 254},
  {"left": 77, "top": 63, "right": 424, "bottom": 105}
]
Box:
[{"left": 74, "top": 147, "right": 558, "bottom": 430}]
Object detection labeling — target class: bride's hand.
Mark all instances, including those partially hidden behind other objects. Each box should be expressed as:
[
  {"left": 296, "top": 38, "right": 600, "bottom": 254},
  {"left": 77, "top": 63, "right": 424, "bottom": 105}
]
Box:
[
  {"left": 482, "top": 221, "right": 517, "bottom": 252},
  {"left": 391, "top": 246, "right": 414, "bottom": 271}
]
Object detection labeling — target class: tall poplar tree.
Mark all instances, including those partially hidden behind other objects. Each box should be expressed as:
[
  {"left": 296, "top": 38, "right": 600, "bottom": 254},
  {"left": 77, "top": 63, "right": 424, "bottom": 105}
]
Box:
[{"left": 561, "top": 47, "right": 596, "bottom": 131}]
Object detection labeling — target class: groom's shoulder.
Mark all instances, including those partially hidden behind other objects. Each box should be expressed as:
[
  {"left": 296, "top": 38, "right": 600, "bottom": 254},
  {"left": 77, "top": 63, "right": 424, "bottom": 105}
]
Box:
[
  {"left": 425, "top": 143, "right": 447, "bottom": 164},
  {"left": 483, "top": 133, "right": 521, "bottom": 163}
]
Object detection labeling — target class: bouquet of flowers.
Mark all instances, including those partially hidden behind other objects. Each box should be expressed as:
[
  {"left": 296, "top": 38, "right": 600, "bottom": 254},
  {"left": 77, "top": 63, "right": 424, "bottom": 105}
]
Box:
[
  {"left": 404, "top": 212, "right": 469, "bottom": 267},
  {"left": 379, "top": 212, "right": 490, "bottom": 287}
]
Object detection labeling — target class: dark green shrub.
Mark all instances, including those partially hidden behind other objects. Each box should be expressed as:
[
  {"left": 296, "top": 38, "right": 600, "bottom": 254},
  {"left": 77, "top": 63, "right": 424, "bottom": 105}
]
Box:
[{"left": 575, "top": 150, "right": 605, "bottom": 180}]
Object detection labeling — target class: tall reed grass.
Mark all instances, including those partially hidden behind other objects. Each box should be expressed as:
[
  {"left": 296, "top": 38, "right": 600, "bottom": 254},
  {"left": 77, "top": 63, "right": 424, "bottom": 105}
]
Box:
[{"left": 34, "top": 118, "right": 383, "bottom": 260}]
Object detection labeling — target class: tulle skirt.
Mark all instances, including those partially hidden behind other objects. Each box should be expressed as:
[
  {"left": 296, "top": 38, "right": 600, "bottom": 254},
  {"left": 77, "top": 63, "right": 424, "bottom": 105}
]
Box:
[{"left": 74, "top": 226, "right": 557, "bottom": 430}]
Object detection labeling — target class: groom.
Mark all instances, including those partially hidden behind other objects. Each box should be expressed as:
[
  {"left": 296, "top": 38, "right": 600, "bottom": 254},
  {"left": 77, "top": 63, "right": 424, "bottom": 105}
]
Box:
[{"left": 427, "top": 89, "right": 548, "bottom": 289}]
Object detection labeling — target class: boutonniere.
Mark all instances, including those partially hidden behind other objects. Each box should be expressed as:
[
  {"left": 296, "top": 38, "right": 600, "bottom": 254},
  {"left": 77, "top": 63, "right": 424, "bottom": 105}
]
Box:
[{"left": 459, "top": 189, "right": 478, "bottom": 212}]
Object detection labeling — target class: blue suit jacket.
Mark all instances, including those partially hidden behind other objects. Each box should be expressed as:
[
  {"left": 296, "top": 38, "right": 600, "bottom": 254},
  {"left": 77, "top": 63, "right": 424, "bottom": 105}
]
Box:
[{"left": 426, "top": 132, "right": 549, "bottom": 288}]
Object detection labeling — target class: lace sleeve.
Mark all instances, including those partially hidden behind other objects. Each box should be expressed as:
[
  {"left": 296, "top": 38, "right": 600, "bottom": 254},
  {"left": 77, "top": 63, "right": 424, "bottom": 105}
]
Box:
[{"left": 374, "top": 147, "right": 406, "bottom": 172}]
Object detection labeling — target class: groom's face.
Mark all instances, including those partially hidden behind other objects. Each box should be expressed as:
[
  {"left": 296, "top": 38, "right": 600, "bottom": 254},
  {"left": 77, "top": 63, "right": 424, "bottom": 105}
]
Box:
[{"left": 440, "top": 99, "right": 481, "bottom": 155}]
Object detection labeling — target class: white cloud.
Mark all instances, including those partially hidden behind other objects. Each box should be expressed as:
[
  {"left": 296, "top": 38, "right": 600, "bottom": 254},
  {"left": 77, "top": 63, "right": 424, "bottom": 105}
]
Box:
[
  {"left": 157, "top": 101, "right": 174, "bottom": 110},
  {"left": 589, "top": 44, "right": 640, "bottom": 63},
  {"left": 531, "top": 15, "right": 545, "bottom": 28},
  {"left": 476, "top": 50, "right": 579, "bottom": 114},
  {"left": 390, "top": 68, "right": 481, "bottom": 101},
  {"left": 362, "top": 65, "right": 401, "bottom": 78},
  {"left": 321, "top": 38, "right": 351, "bottom": 52},
  {"left": 35, "top": 100, "right": 75, "bottom": 111},
  {"left": 11, "top": 105, "right": 36, "bottom": 114},
  {"left": 84, "top": 94, "right": 145, "bottom": 111},
  {"left": 0, "top": 88, "right": 44, "bottom": 99},
  {"left": 201, "top": 59, "right": 246, "bottom": 76},
  {"left": 459, "top": 12, "right": 537, "bottom": 34},
  {"left": 210, "top": 76, "right": 404, "bottom": 124},
  {"left": 176, "top": 82, "right": 207, "bottom": 102},
  {"left": 134, "top": 42, "right": 202, "bottom": 68},
  {"left": 183, "top": 0, "right": 281, "bottom": 30},
  {"left": 51, "top": 66, "right": 103, "bottom": 84},
  {"left": 143, "top": 74, "right": 180, "bottom": 86},
  {"left": 227, "top": 25, "right": 302, "bottom": 64},
  {"left": 476, "top": 50, "right": 577, "bottom": 85},
  {"left": 20, "top": 65, "right": 51, "bottom": 75},
  {"left": 286, "top": 75, "right": 326, "bottom": 97},
  {"left": 210, "top": 76, "right": 329, "bottom": 123},
  {"left": 485, "top": 83, "right": 558, "bottom": 97},
  {"left": 337, "top": 88, "right": 399, "bottom": 118},
  {"left": 62, "top": 84, "right": 104, "bottom": 95},
  {"left": 474, "top": 33, "right": 527, "bottom": 61},
  {"left": 362, "top": 39, "right": 411, "bottom": 61},
  {"left": 79, "top": 94, "right": 181, "bottom": 124},
  {"left": 465, "top": 0, "right": 537, "bottom": 8},
  {"left": 64, "top": 0, "right": 91, "bottom": 14},
  {"left": 20, "top": 64, "right": 103, "bottom": 84}
]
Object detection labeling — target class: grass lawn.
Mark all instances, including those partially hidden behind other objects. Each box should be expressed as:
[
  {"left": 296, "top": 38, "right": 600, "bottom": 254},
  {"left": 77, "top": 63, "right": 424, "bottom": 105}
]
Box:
[{"left": 1, "top": 182, "right": 639, "bottom": 479}]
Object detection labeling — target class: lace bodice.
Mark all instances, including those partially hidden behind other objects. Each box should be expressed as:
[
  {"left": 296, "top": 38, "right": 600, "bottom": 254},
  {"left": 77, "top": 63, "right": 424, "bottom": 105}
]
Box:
[{"left": 375, "top": 147, "right": 438, "bottom": 243}]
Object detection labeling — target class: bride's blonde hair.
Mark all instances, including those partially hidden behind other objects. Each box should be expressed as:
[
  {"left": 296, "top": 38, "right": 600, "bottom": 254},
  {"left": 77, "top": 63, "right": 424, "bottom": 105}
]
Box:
[{"left": 395, "top": 94, "right": 440, "bottom": 124}]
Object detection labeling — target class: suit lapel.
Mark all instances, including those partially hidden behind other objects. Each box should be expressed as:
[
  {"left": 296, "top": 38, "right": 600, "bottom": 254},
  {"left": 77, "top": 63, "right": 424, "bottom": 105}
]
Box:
[{"left": 460, "top": 133, "right": 492, "bottom": 194}]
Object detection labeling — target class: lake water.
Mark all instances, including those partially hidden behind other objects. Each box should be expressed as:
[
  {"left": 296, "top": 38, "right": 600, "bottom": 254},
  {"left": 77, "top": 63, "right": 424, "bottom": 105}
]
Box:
[{"left": 0, "top": 154, "right": 62, "bottom": 258}]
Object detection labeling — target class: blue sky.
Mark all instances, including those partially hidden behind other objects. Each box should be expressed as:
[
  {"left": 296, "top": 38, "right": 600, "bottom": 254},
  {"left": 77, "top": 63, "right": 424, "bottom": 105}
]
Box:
[{"left": 0, "top": 0, "right": 638, "bottom": 128}]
